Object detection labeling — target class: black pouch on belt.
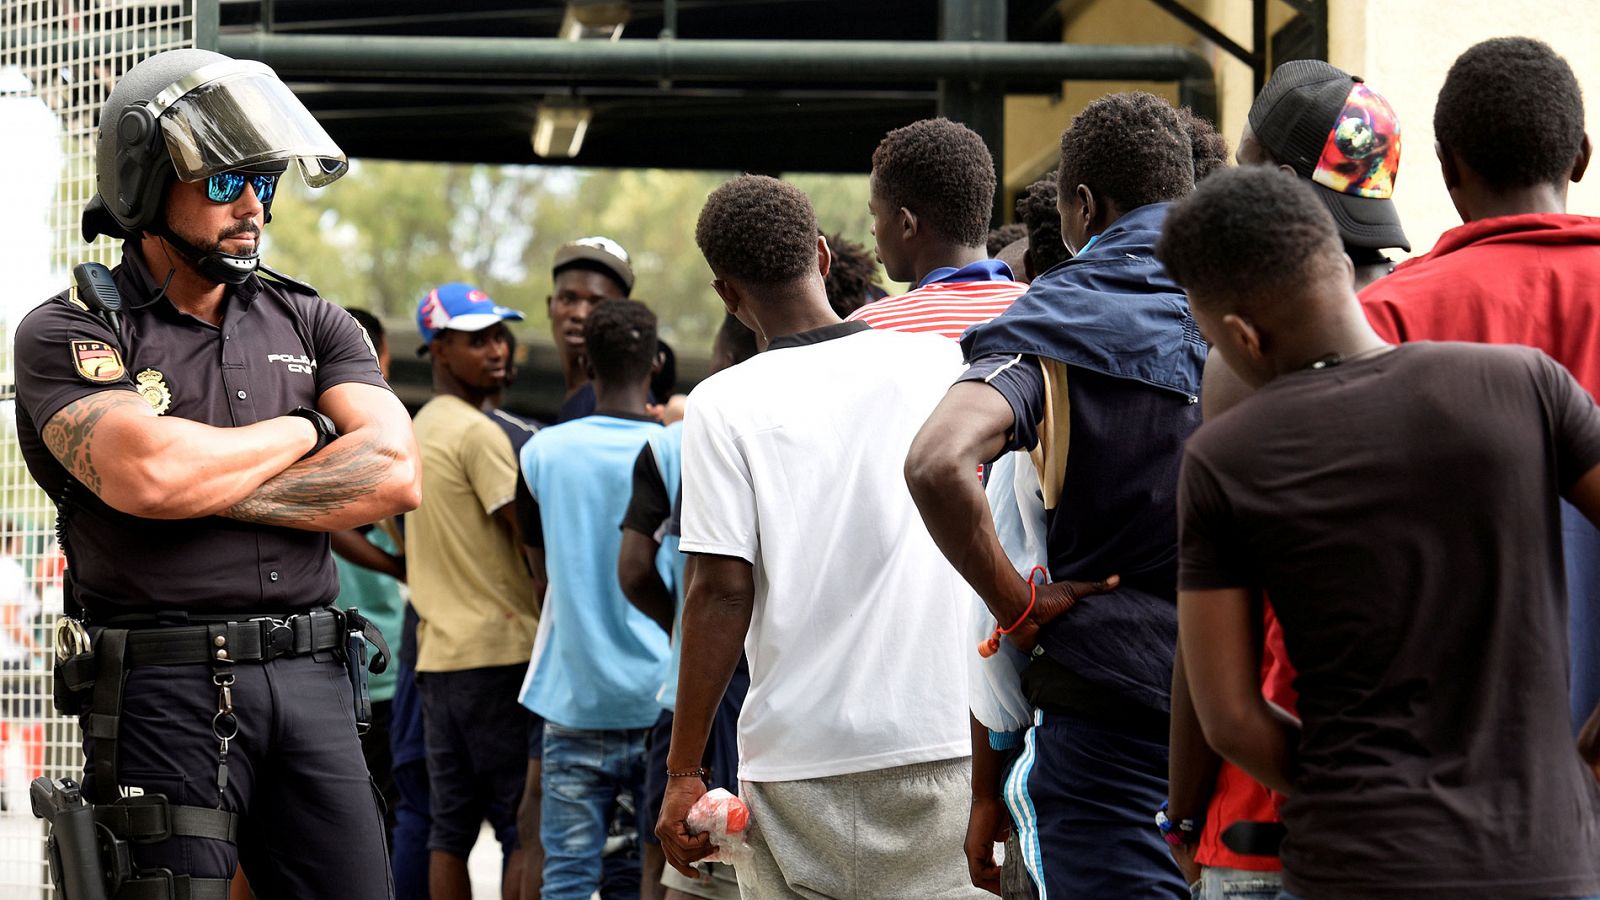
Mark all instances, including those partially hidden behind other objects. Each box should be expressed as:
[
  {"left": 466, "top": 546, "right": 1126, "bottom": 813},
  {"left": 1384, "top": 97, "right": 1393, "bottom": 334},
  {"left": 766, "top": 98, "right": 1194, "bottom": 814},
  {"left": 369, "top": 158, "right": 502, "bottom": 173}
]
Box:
[{"left": 52, "top": 618, "right": 97, "bottom": 716}]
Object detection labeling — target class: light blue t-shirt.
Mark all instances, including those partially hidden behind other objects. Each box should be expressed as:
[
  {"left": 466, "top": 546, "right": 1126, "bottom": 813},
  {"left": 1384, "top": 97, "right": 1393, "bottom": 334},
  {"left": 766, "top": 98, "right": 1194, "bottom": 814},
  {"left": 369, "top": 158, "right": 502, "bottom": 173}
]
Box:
[
  {"left": 646, "top": 423, "right": 688, "bottom": 710},
  {"left": 518, "top": 414, "right": 672, "bottom": 730}
]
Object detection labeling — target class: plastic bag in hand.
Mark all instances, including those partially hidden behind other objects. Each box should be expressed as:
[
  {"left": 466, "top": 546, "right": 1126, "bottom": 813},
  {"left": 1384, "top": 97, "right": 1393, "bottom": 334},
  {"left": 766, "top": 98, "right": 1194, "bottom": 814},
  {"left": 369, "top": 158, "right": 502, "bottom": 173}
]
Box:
[{"left": 685, "top": 787, "right": 752, "bottom": 866}]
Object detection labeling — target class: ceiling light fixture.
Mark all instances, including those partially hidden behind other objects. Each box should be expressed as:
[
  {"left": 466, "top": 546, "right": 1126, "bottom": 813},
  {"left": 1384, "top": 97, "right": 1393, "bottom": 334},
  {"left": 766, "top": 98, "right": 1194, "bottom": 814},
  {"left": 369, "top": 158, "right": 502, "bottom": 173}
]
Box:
[
  {"left": 558, "top": 1, "right": 630, "bottom": 42},
  {"left": 532, "top": 100, "right": 592, "bottom": 158},
  {"left": 533, "top": 3, "right": 627, "bottom": 159}
]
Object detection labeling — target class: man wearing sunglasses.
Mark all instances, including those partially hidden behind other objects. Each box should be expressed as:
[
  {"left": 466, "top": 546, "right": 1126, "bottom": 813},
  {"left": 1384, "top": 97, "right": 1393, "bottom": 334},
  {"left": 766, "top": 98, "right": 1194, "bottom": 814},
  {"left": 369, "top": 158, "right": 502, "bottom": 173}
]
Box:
[{"left": 12, "top": 48, "right": 420, "bottom": 899}]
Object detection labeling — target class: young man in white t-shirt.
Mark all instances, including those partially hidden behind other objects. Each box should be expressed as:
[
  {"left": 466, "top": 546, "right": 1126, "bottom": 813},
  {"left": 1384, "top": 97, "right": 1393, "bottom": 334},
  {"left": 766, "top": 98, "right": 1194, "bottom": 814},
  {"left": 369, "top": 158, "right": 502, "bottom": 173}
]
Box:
[{"left": 653, "top": 175, "right": 986, "bottom": 899}]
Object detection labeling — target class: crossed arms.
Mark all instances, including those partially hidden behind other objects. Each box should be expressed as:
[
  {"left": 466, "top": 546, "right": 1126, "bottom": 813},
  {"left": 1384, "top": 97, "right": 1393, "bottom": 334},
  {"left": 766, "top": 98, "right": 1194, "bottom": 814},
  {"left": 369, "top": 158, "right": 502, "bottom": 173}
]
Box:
[{"left": 42, "top": 382, "right": 420, "bottom": 531}]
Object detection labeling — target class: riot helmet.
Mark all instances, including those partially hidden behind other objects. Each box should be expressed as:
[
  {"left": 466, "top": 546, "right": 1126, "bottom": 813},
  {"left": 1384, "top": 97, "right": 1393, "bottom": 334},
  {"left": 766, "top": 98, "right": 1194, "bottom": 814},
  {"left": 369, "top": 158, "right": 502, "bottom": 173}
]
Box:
[{"left": 82, "top": 48, "right": 346, "bottom": 283}]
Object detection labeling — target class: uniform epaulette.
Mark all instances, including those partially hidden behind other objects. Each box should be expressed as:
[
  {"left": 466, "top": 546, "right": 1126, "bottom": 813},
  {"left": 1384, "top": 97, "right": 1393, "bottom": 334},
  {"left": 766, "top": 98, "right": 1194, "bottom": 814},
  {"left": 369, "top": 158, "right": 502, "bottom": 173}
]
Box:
[{"left": 256, "top": 264, "right": 318, "bottom": 296}]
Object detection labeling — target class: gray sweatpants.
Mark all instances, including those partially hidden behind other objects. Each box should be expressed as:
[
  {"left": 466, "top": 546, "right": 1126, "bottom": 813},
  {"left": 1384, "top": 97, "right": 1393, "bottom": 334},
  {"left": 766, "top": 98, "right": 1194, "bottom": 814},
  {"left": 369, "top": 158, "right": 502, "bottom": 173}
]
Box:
[{"left": 736, "top": 757, "right": 989, "bottom": 900}]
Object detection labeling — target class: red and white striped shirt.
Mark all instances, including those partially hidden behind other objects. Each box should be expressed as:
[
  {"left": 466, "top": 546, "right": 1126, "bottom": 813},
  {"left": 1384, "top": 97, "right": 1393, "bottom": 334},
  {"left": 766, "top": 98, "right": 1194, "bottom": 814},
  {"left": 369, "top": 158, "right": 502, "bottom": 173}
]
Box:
[{"left": 847, "top": 264, "right": 1027, "bottom": 340}]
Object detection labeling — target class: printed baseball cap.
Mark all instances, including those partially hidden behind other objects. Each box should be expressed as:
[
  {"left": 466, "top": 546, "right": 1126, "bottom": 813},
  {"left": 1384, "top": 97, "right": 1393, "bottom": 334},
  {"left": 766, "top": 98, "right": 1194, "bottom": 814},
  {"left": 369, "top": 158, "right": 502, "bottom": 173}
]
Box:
[
  {"left": 1248, "top": 60, "right": 1409, "bottom": 252},
  {"left": 552, "top": 236, "right": 635, "bottom": 295},
  {"left": 415, "top": 282, "right": 524, "bottom": 355}
]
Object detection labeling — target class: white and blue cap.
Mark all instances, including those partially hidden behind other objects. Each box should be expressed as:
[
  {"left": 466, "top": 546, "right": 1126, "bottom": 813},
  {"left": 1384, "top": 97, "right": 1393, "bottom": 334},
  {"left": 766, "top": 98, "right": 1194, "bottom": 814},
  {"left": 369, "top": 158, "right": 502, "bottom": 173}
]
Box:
[{"left": 416, "top": 281, "right": 524, "bottom": 354}]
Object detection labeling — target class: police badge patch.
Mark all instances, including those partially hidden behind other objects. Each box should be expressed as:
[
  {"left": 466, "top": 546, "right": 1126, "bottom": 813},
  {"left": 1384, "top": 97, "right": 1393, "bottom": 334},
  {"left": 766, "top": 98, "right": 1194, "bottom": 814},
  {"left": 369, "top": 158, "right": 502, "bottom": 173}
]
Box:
[
  {"left": 135, "top": 369, "right": 172, "bottom": 415},
  {"left": 70, "top": 340, "right": 125, "bottom": 383}
]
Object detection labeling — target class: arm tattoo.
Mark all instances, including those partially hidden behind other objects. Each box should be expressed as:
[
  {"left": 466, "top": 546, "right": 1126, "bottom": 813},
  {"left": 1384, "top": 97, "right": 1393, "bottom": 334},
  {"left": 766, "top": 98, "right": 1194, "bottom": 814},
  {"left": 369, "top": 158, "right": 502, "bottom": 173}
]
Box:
[
  {"left": 40, "top": 393, "right": 141, "bottom": 497},
  {"left": 222, "top": 433, "right": 393, "bottom": 527}
]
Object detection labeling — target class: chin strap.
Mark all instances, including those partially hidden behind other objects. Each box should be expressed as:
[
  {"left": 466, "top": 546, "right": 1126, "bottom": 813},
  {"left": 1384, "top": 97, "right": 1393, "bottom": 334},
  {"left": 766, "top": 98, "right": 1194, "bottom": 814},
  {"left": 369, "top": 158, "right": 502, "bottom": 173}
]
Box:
[{"left": 155, "top": 223, "right": 259, "bottom": 286}]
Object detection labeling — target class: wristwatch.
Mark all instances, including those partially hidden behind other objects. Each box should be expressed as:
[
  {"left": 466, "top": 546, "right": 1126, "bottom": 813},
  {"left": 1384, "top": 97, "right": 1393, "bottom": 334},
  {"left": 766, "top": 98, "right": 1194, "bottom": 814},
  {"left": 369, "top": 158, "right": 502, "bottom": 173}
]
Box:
[
  {"left": 286, "top": 406, "right": 339, "bottom": 460},
  {"left": 1155, "top": 800, "right": 1201, "bottom": 848}
]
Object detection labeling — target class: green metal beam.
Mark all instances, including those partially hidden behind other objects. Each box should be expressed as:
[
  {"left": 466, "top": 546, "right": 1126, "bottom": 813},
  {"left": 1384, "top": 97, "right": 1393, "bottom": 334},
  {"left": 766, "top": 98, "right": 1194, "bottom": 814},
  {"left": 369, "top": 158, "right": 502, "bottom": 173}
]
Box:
[
  {"left": 216, "top": 32, "right": 1213, "bottom": 85},
  {"left": 938, "top": 0, "right": 1007, "bottom": 223}
]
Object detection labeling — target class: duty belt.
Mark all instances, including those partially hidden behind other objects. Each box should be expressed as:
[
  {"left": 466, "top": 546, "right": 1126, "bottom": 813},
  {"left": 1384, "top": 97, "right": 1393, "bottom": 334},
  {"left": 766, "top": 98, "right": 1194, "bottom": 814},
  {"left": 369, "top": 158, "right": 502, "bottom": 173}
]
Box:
[
  {"left": 119, "top": 609, "right": 344, "bottom": 667},
  {"left": 54, "top": 607, "right": 389, "bottom": 805},
  {"left": 40, "top": 606, "right": 390, "bottom": 900}
]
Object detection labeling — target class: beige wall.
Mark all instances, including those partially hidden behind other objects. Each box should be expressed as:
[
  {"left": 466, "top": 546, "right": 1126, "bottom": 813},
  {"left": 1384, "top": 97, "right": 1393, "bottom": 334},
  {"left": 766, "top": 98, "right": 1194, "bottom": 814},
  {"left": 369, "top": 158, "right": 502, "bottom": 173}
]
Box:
[
  {"left": 1002, "top": 0, "right": 1270, "bottom": 207},
  {"left": 1002, "top": 1, "right": 1600, "bottom": 257},
  {"left": 1329, "top": 0, "right": 1600, "bottom": 259}
]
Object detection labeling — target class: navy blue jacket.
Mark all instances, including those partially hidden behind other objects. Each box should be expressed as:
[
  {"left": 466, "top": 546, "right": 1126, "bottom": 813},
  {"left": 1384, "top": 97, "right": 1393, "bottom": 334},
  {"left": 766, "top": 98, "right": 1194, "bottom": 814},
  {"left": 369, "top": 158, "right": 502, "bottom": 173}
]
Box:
[{"left": 961, "top": 203, "right": 1206, "bottom": 714}]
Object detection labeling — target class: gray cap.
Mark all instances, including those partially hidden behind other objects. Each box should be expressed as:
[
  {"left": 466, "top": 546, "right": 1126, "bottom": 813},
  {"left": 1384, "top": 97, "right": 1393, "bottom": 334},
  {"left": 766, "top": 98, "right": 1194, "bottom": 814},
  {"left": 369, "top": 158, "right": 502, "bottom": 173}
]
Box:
[{"left": 552, "top": 236, "right": 634, "bottom": 295}]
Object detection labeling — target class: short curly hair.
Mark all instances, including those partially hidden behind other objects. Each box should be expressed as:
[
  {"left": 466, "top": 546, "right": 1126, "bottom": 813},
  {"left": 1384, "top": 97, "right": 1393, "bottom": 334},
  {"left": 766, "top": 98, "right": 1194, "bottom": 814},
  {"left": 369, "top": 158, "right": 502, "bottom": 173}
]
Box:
[
  {"left": 696, "top": 175, "right": 819, "bottom": 284},
  {"left": 1015, "top": 175, "right": 1069, "bottom": 275},
  {"left": 1435, "top": 37, "right": 1585, "bottom": 190},
  {"left": 1058, "top": 92, "right": 1194, "bottom": 212},
  {"left": 822, "top": 232, "right": 883, "bottom": 317},
  {"left": 987, "top": 223, "right": 1027, "bottom": 257},
  {"left": 584, "top": 298, "right": 658, "bottom": 384},
  {"left": 1156, "top": 167, "right": 1344, "bottom": 317},
  {"left": 872, "top": 117, "right": 996, "bottom": 248},
  {"left": 1177, "top": 107, "right": 1230, "bottom": 182}
]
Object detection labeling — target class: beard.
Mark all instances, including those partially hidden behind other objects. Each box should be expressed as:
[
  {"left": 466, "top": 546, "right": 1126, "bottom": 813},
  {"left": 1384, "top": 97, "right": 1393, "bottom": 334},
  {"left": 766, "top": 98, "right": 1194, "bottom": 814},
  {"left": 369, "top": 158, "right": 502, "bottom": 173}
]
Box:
[
  {"left": 209, "top": 220, "right": 262, "bottom": 253},
  {"left": 164, "top": 218, "right": 260, "bottom": 261}
]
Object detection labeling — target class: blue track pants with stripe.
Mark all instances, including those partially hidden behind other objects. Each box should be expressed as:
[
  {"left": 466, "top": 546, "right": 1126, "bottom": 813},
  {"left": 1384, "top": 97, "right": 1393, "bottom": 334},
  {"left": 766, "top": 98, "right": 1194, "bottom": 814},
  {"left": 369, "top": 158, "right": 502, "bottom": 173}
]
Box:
[{"left": 1003, "top": 709, "right": 1186, "bottom": 899}]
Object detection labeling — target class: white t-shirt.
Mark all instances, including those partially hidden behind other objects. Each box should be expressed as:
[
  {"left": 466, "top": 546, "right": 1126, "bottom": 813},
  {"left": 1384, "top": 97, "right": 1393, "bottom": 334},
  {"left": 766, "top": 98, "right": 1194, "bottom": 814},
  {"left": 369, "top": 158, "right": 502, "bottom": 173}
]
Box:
[{"left": 680, "top": 323, "right": 972, "bottom": 782}]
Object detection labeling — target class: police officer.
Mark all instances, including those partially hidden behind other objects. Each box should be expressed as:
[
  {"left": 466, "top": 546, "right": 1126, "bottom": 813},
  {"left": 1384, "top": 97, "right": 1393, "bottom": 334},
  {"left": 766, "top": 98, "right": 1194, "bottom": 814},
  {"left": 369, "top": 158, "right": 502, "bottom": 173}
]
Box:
[{"left": 12, "top": 48, "right": 420, "bottom": 898}]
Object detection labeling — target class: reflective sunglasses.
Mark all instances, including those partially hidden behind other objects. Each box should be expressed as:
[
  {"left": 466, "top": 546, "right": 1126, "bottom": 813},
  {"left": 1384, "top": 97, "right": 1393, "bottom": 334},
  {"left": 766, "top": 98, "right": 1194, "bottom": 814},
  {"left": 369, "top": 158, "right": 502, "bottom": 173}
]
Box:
[{"left": 205, "top": 172, "right": 279, "bottom": 205}]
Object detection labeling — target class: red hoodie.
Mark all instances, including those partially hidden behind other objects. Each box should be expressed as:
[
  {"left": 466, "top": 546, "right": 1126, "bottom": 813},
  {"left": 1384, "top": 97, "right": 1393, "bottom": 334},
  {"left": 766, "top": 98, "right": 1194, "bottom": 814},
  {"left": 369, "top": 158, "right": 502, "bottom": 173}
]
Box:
[{"left": 1361, "top": 213, "right": 1600, "bottom": 398}]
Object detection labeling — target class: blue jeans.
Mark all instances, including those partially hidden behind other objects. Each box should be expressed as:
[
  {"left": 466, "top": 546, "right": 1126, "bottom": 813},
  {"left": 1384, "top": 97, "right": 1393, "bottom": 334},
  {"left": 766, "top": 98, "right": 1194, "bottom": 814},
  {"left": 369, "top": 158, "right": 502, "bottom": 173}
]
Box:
[
  {"left": 540, "top": 722, "right": 650, "bottom": 900},
  {"left": 1194, "top": 867, "right": 1280, "bottom": 900}
]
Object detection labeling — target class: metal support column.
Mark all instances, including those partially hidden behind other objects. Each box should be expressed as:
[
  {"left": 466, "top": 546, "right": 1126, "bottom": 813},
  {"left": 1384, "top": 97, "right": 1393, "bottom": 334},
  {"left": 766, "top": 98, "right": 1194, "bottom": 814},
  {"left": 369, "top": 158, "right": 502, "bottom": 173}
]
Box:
[
  {"left": 191, "top": 0, "right": 219, "bottom": 51},
  {"left": 938, "top": 0, "right": 1007, "bottom": 222},
  {"left": 1252, "top": 0, "right": 1268, "bottom": 91}
]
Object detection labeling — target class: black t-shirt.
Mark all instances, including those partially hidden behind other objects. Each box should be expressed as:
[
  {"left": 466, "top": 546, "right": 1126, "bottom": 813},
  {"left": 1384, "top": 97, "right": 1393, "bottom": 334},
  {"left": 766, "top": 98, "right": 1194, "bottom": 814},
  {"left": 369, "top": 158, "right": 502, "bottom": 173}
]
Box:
[
  {"left": 620, "top": 444, "right": 671, "bottom": 540},
  {"left": 515, "top": 481, "right": 542, "bottom": 551},
  {"left": 495, "top": 407, "right": 544, "bottom": 549},
  {"left": 12, "top": 247, "right": 390, "bottom": 618},
  {"left": 488, "top": 407, "right": 542, "bottom": 453},
  {"left": 1181, "top": 342, "right": 1600, "bottom": 899}
]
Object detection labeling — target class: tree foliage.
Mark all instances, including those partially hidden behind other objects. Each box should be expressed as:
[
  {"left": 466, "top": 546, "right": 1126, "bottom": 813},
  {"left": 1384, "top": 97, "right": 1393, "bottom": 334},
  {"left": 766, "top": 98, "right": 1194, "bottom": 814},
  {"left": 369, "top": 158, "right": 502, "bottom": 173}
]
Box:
[{"left": 262, "top": 162, "right": 880, "bottom": 353}]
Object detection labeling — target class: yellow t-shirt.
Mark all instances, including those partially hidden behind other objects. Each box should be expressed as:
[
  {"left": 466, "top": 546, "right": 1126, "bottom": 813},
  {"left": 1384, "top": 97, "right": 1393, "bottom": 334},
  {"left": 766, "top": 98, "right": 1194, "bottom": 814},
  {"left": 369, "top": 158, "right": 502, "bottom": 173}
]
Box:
[{"left": 405, "top": 394, "right": 537, "bottom": 672}]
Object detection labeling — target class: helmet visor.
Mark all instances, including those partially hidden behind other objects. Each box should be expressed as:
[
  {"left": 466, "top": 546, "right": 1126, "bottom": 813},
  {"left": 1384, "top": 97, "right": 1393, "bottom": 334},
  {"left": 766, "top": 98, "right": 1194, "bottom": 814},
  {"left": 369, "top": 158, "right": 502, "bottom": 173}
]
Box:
[{"left": 158, "top": 67, "right": 347, "bottom": 188}]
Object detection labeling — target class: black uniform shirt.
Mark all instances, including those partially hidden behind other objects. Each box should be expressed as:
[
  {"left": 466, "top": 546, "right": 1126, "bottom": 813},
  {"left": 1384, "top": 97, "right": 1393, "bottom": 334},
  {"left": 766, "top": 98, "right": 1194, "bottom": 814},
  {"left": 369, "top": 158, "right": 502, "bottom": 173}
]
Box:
[{"left": 13, "top": 244, "right": 390, "bottom": 619}]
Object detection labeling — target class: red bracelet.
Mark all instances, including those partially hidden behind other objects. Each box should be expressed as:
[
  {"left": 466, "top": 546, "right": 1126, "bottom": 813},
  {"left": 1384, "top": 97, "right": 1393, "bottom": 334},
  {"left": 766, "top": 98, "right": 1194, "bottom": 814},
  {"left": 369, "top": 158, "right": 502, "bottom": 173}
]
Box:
[{"left": 978, "top": 565, "right": 1048, "bottom": 658}]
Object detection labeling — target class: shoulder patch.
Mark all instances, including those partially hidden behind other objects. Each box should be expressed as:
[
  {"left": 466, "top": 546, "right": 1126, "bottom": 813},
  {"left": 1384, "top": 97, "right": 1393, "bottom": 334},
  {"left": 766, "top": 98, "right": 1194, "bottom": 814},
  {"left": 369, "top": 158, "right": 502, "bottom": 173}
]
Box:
[
  {"left": 256, "top": 264, "right": 317, "bottom": 296},
  {"left": 71, "top": 340, "right": 125, "bottom": 383}
]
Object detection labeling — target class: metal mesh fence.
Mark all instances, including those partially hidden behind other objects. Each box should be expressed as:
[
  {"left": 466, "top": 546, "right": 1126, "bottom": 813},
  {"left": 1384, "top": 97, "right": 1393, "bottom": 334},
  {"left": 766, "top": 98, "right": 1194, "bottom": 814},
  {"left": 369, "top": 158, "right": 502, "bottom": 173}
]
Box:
[{"left": 0, "top": 1, "right": 192, "bottom": 892}]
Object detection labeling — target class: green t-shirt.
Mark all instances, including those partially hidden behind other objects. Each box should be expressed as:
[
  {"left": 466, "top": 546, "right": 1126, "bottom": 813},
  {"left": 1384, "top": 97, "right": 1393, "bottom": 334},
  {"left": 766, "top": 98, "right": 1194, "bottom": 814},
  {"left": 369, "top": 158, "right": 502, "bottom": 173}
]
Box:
[{"left": 335, "top": 526, "right": 405, "bottom": 703}]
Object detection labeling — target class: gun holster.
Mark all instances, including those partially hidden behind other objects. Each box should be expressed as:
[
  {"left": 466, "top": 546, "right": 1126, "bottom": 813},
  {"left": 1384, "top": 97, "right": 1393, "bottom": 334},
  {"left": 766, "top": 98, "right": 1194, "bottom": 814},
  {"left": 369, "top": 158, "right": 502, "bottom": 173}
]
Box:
[
  {"left": 32, "top": 777, "right": 110, "bottom": 900},
  {"left": 33, "top": 775, "right": 240, "bottom": 900}
]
